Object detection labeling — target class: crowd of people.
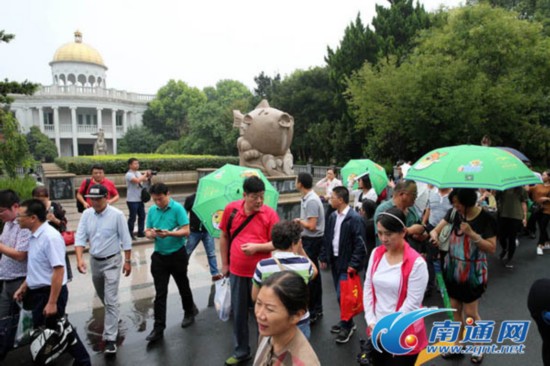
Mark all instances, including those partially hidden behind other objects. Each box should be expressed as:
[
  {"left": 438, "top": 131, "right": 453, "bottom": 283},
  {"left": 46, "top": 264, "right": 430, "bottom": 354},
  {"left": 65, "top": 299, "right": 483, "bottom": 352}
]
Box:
[{"left": 0, "top": 156, "right": 549, "bottom": 365}]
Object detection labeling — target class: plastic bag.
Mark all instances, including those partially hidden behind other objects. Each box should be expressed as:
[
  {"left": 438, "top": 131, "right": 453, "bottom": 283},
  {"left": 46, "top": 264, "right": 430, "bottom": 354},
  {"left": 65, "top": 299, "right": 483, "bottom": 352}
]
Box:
[
  {"left": 14, "top": 303, "right": 33, "bottom": 347},
  {"left": 214, "top": 277, "right": 231, "bottom": 321},
  {"left": 340, "top": 272, "right": 364, "bottom": 321}
]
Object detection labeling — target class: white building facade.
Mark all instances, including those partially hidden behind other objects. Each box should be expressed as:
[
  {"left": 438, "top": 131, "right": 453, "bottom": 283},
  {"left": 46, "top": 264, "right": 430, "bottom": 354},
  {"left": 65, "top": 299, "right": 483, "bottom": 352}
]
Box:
[{"left": 10, "top": 31, "right": 154, "bottom": 156}]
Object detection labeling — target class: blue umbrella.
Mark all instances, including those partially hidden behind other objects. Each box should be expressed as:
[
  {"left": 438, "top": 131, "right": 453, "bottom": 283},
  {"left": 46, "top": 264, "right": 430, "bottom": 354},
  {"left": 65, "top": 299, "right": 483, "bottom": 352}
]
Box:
[{"left": 497, "top": 147, "right": 530, "bottom": 162}]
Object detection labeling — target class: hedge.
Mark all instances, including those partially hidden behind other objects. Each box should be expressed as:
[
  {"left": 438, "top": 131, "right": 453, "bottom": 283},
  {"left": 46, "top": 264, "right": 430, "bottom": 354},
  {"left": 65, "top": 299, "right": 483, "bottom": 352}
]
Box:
[
  {"left": 55, "top": 154, "right": 240, "bottom": 175},
  {"left": 0, "top": 176, "right": 38, "bottom": 200}
]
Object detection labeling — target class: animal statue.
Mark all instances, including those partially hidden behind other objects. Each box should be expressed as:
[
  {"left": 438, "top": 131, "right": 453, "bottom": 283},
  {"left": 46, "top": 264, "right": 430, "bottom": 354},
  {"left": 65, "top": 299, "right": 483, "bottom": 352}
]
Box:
[
  {"left": 93, "top": 128, "right": 108, "bottom": 155},
  {"left": 233, "top": 100, "right": 294, "bottom": 176}
]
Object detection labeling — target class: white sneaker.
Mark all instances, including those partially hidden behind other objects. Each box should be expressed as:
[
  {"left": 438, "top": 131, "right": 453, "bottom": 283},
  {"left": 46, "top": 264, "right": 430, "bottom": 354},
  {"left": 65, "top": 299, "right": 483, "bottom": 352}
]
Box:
[
  {"left": 544, "top": 243, "right": 550, "bottom": 250},
  {"left": 537, "top": 246, "right": 544, "bottom": 256},
  {"left": 516, "top": 239, "right": 520, "bottom": 247}
]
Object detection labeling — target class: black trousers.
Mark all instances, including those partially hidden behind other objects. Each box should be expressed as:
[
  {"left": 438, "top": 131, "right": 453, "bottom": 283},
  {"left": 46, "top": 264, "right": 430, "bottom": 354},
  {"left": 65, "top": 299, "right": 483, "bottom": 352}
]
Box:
[
  {"left": 28, "top": 285, "right": 91, "bottom": 365},
  {"left": 151, "top": 246, "right": 195, "bottom": 330},
  {"left": 498, "top": 216, "right": 522, "bottom": 260},
  {"left": 302, "top": 236, "right": 324, "bottom": 316},
  {"left": 538, "top": 213, "right": 550, "bottom": 245}
]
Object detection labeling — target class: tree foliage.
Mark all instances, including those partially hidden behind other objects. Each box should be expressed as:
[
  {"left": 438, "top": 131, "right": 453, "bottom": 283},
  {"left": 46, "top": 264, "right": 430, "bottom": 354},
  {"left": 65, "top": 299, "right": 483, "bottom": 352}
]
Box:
[
  {"left": 373, "top": 0, "right": 432, "bottom": 64},
  {"left": 253, "top": 72, "right": 281, "bottom": 106},
  {"left": 348, "top": 4, "right": 550, "bottom": 164},
  {"left": 0, "top": 110, "right": 32, "bottom": 177},
  {"left": 118, "top": 126, "right": 165, "bottom": 154},
  {"left": 0, "top": 30, "right": 38, "bottom": 105},
  {"left": 142, "top": 80, "right": 207, "bottom": 140},
  {"left": 269, "top": 67, "right": 339, "bottom": 163},
  {"left": 181, "top": 80, "right": 252, "bottom": 156},
  {"left": 26, "top": 126, "right": 58, "bottom": 162}
]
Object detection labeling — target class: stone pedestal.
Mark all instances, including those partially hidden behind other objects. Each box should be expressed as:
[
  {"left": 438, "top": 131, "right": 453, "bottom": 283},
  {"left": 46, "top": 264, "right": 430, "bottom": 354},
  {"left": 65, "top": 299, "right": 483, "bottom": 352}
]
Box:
[{"left": 46, "top": 174, "right": 76, "bottom": 200}]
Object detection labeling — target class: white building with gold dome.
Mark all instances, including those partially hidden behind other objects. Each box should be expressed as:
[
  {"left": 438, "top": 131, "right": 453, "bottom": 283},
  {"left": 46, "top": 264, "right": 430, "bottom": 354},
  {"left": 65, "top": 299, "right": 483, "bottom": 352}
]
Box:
[{"left": 9, "top": 31, "right": 154, "bottom": 156}]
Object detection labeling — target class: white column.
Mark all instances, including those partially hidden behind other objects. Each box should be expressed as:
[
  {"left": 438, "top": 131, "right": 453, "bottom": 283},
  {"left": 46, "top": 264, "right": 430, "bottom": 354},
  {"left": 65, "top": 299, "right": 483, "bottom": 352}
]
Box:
[
  {"left": 53, "top": 106, "right": 61, "bottom": 156},
  {"left": 97, "top": 107, "right": 103, "bottom": 130},
  {"left": 70, "top": 107, "right": 78, "bottom": 157},
  {"left": 123, "top": 110, "right": 128, "bottom": 133},
  {"left": 26, "top": 108, "right": 33, "bottom": 128},
  {"left": 38, "top": 107, "right": 44, "bottom": 133},
  {"left": 111, "top": 109, "right": 117, "bottom": 155}
]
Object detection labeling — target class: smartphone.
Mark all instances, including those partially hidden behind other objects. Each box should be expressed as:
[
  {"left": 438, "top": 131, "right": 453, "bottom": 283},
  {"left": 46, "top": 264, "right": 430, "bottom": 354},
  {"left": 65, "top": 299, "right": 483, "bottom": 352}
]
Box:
[{"left": 154, "top": 228, "right": 164, "bottom": 232}]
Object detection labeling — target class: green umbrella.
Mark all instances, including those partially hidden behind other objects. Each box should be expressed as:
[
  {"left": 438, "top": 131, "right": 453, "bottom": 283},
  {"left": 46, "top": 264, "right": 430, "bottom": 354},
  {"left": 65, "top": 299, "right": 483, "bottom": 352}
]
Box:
[
  {"left": 406, "top": 145, "right": 541, "bottom": 190},
  {"left": 192, "top": 164, "right": 279, "bottom": 238},
  {"left": 341, "top": 159, "right": 389, "bottom": 195}
]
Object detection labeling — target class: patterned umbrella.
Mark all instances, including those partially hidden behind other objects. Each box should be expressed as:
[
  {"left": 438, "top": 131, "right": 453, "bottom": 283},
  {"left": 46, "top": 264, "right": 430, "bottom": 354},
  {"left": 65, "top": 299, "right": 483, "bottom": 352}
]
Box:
[{"left": 192, "top": 164, "right": 279, "bottom": 238}]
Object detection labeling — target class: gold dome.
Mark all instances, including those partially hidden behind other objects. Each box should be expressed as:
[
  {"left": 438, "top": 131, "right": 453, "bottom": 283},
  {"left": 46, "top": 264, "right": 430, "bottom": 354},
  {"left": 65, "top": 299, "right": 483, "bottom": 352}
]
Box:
[{"left": 50, "top": 31, "right": 106, "bottom": 68}]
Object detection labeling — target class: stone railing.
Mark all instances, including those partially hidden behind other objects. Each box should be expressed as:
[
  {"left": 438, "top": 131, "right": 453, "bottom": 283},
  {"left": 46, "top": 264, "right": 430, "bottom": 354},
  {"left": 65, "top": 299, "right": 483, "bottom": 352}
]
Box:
[{"left": 35, "top": 85, "right": 154, "bottom": 103}]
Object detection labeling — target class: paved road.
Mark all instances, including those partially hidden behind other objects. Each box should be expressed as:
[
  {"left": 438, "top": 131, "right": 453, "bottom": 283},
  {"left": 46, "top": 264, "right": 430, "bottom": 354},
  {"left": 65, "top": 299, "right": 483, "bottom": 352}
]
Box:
[{"left": 3, "top": 233, "right": 548, "bottom": 366}]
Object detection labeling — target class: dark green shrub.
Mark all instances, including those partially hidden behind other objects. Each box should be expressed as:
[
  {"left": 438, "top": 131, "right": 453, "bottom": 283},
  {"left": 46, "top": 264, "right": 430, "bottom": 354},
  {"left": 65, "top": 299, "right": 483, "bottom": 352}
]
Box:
[{"left": 55, "top": 154, "right": 239, "bottom": 175}]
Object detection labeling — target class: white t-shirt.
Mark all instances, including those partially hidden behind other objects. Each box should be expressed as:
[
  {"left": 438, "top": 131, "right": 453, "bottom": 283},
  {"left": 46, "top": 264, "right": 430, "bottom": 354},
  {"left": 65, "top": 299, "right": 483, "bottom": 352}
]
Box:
[{"left": 363, "top": 252, "right": 428, "bottom": 326}]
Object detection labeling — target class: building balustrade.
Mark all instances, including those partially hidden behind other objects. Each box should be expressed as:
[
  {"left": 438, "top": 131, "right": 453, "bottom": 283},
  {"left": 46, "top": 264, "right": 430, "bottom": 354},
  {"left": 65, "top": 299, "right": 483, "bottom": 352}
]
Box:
[{"left": 36, "top": 85, "right": 154, "bottom": 102}]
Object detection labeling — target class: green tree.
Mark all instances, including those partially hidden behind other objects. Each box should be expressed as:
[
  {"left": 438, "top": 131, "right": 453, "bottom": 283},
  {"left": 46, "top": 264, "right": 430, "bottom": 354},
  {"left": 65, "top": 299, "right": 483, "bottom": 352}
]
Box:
[
  {"left": 1, "top": 30, "right": 35, "bottom": 176},
  {"left": 142, "top": 80, "right": 207, "bottom": 140},
  {"left": 373, "top": 0, "right": 432, "bottom": 64},
  {"left": 182, "top": 80, "right": 252, "bottom": 155},
  {"left": 270, "top": 67, "right": 338, "bottom": 163},
  {"left": 0, "top": 31, "right": 38, "bottom": 104},
  {"left": 253, "top": 72, "right": 281, "bottom": 105},
  {"left": 118, "top": 126, "right": 165, "bottom": 154},
  {"left": 26, "top": 126, "right": 58, "bottom": 162},
  {"left": 348, "top": 4, "right": 550, "bottom": 164},
  {"left": 0, "top": 110, "right": 32, "bottom": 177}
]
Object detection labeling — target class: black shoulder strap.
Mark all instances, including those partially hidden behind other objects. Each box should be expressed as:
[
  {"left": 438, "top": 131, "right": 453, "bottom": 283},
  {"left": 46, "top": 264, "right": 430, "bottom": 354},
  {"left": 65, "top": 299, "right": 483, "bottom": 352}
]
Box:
[
  {"left": 227, "top": 208, "right": 257, "bottom": 246},
  {"left": 84, "top": 178, "right": 92, "bottom": 193}
]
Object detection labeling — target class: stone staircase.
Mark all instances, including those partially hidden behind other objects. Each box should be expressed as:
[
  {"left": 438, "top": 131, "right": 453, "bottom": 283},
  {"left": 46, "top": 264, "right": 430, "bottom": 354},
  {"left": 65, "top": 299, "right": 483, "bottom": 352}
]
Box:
[{"left": 41, "top": 162, "right": 71, "bottom": 177}]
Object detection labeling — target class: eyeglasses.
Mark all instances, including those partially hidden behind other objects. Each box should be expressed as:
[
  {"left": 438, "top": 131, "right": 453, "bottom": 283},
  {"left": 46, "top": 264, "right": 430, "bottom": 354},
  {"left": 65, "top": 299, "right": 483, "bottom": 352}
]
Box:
[{"left": 16, "top": 214, "right": 31, "bottom": 218}]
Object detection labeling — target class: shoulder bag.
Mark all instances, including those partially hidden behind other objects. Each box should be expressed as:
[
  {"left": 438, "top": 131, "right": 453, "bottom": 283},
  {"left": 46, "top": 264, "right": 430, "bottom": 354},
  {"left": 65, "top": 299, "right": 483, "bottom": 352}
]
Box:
[
  {"left": 76, "top": 179, "right": 91, "bottom": 213},
  {"left": 438, "top": 209, "right": 457, "bottom": 252}
]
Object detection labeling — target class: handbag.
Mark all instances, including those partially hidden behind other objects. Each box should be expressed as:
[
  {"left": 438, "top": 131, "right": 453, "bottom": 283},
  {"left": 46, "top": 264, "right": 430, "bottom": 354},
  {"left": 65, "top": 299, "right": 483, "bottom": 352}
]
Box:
[
  {"left": 30, "top": 316, "right": 76, "bottom": 365},
  {"left": 438, "top": 209, "right": 457, "bottom": 252},
  {"left": 340, "top": 272, "right": 364, "bottom": 321},
  {"left": 140, "top": 186, "right": 151, "bottom": 203},
  {"left": 61, "top": 231, "right": 75, "bottom": 246},
  {"left": 76, "top": 179, "right": 91, "bottom": 213},
  {"left": 214, "top": 277, "right": 231, "bottom": 321},
  {"left": 14, "top": 302, "right": 33, "bottom": 347}
]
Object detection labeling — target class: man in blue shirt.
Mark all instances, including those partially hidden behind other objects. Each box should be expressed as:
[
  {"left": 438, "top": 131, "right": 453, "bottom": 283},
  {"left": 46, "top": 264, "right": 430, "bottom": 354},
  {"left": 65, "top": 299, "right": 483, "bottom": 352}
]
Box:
[
  {"left": 74, "top": 184, "right": 133, "bottom": 354},
  {"left": 14, "top": 199, "right": 90, "bottom": 366},
  {"left": 144, "top": 183, "right": 197, "bottom": 343}
]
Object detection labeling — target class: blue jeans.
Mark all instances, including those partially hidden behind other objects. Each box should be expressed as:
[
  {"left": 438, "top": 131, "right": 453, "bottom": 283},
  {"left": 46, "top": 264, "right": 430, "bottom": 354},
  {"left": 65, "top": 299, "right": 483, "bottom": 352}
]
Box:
[
  {"left": 331, "top": 266, "right": 355, "bottom": 330},
  {"left": 298, "top": 320, "right": 311, "bottom": 340},
  {"left": 230, "top": 274, "right": 253, "bottom": 359},
  {"left": 28, "top": 285, "right": 91, "bottom": 365},
  {"left": 127, "top": 201, "right": 145, "bottom": 236},
  {"left": 186, "top": 231, "right": 220, "bottom": 276}
]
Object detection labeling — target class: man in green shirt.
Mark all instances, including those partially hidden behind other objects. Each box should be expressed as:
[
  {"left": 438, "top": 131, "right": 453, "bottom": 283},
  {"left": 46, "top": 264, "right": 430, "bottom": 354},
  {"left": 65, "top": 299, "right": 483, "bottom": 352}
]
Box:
[{"left": 144, "top": 183, "right": 197, "bottom": 343}]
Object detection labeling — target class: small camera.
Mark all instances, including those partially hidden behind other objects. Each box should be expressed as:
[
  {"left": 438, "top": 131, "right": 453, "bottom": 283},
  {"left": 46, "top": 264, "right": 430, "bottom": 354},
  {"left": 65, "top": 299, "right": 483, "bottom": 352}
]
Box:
[{"left": 150, "top": 171, "right": 158, "bottom": 176}]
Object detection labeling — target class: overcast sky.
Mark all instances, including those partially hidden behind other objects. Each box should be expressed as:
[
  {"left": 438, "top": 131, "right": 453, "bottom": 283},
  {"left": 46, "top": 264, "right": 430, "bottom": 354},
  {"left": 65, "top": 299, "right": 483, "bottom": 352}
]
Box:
[{"left": 0, "top": 0, "right": 462, "bottom": 95}]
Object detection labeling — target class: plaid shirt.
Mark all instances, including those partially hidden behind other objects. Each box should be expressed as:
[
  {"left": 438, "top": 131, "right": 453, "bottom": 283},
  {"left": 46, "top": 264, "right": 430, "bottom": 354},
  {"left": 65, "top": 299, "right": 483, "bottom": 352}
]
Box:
[{"left": 0, "top": 220, "right": 30, "bottom": 280}]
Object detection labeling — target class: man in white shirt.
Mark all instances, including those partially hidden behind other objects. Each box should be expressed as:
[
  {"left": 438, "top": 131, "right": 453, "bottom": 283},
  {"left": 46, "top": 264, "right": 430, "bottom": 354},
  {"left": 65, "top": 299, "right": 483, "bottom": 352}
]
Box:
[
  {"left": 14, "top": 199, "right": 91, "bottom": 365},
  {"left": 320, "top": 186, "right": 366, "bottom": 344},
  {"left": 75, "top": 184, "right": 133, "bottom": 354}
]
